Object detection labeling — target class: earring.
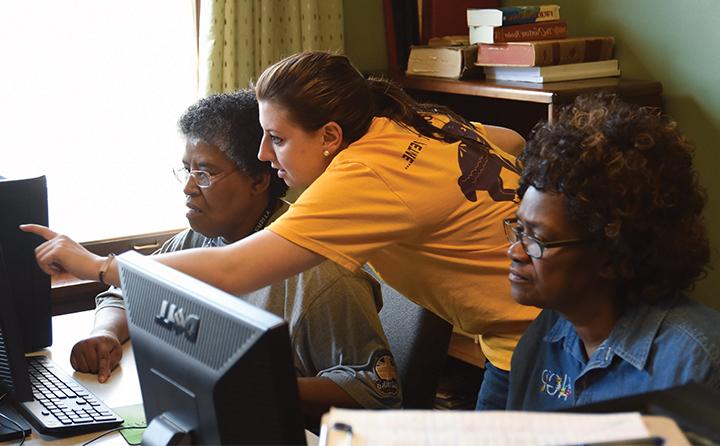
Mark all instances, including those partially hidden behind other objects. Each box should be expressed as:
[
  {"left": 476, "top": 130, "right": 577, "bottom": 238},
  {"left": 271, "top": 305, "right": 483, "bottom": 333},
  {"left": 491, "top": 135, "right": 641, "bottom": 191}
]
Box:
[{"left": 323, "top": 150, "right": 330, "bottom": 157}]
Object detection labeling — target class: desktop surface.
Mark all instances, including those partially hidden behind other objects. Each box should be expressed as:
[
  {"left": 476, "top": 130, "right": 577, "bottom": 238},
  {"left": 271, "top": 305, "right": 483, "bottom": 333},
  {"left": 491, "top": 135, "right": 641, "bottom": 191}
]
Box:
[
  {"left": 15, "top": 310, "right": 318, "bottom": 446},
  {"left": 20, "top": 310, "right": 140, "bottom": 446}
]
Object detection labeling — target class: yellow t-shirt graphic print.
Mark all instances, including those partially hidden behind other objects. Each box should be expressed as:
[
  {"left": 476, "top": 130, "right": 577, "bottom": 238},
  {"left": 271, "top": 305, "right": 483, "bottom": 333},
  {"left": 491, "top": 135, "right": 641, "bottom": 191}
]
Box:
[
  {"left": 441, "top": 117, "right": 520, "bottom": 203},
  {"left": 268, "top": 116, "right": 539, "bottom": 370}
]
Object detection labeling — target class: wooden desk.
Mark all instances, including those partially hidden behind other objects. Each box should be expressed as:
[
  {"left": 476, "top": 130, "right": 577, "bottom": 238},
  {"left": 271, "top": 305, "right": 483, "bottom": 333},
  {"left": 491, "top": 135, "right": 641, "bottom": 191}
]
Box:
[{"left": 401, "top": 76, "right": 663, "bottom": 136}]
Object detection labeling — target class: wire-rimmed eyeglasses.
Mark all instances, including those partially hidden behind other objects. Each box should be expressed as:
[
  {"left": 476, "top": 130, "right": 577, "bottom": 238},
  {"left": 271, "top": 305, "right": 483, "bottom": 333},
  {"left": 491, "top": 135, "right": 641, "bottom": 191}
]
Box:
[
  {"left": 503, "top": 218, "right": 595, "bottom": 259},
  {"left": 172, "top": 166, "right": 234, "bottom": 189}
]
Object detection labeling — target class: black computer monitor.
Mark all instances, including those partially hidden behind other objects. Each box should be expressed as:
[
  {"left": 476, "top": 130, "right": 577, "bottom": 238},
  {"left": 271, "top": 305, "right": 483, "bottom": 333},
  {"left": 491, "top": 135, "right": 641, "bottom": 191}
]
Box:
[
  {"left": 0, "top": 175, "right": 52, "bottom": 355},
  {"left": 117, "top": 251, "right": 306, "bottom": 446},
  {"left": 0, "top": 175, "right": 52, "bottom": 440}
]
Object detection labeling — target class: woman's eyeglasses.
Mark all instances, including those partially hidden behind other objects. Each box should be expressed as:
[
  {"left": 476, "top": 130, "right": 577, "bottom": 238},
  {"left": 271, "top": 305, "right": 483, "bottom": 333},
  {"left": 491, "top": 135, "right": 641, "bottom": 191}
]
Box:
[
  {"left": 172, "top": 167, "right": 234, "bottom": 189},
  {"left": 503, "top": 218, "right": 595, "bottom": 259}
]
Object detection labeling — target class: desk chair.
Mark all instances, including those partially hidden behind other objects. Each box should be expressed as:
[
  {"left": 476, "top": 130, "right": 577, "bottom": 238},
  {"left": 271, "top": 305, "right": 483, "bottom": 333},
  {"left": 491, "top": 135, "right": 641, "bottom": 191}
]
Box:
[{"left": 365, "top": 267, "right": 453, "bottom": 409}]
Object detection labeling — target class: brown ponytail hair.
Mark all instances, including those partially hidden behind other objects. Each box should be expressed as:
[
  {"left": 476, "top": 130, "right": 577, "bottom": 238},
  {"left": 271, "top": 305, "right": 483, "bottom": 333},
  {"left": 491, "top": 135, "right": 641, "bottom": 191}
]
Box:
[{"left": 254, "top": 51, "right": 473, "bottom": 146}]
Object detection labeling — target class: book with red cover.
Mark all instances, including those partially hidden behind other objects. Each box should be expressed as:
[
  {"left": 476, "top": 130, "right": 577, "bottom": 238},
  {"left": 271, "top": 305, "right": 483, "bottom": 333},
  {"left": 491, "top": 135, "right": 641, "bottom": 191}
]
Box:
[
  {"left": 420, "top": 0, "right": 499, "bottom": 43},
  {"left": 476, "top": 36, "right": 615, "bottom": 67},
  {"left": 469, "top": 20, "right": 567, "bottom": 44}
]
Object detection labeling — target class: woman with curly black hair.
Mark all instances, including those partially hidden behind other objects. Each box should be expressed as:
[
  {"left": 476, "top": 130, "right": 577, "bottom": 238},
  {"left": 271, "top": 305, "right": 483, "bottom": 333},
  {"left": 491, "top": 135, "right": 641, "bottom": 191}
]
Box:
[{"left": 503, "top": 93, "right": 720, "bottom": 410}]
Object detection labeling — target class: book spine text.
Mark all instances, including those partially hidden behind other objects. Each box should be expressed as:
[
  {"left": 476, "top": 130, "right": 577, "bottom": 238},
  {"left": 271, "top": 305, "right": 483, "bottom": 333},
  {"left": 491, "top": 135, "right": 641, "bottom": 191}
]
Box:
[
  {"left": 495, "top": 21, "right": 567, "bottom": 43},
  {"left": 501, "top": 5, "right": 560, "bottom": 26}
]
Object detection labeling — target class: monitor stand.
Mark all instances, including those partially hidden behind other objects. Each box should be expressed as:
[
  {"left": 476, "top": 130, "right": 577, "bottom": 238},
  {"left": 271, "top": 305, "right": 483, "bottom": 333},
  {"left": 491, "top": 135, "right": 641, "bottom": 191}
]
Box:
[
  {"left": 0, "top": 399, "right": 31, "bottom": 441},
  {"left": 143, "top": 413, "right": 192, "bottom": 446}
]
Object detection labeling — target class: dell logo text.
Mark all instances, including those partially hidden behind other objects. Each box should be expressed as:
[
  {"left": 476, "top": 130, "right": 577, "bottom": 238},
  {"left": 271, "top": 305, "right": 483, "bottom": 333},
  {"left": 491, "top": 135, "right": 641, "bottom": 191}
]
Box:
[{"left": 155, "top": 300, "right": 201, "bottom": 342}]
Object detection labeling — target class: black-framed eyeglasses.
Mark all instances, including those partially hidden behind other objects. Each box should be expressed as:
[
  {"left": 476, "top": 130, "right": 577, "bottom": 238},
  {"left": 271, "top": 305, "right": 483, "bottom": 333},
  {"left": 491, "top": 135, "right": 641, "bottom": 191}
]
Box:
[
  {"left": 503, "top": 218, "right": 595, "bottom": 259},
  {"left": 172, "top": 166, "right": 234, "bottom": 189}
]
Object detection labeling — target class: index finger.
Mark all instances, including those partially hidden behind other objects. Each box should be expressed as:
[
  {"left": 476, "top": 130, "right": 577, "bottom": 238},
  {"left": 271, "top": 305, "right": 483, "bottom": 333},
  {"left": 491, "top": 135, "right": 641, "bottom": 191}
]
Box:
[
  {"left": 19, "top": 224, "right": 58, "bottom": 240},
  {"left": 98, "top": 354, "right": 111, "bottom": 383}
]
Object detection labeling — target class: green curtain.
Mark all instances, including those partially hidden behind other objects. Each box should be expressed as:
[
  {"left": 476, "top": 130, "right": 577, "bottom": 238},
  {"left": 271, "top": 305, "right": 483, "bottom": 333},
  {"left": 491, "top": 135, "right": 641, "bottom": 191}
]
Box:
[{"left": 199, "top": 0, "right": 345, "bottom": 95}]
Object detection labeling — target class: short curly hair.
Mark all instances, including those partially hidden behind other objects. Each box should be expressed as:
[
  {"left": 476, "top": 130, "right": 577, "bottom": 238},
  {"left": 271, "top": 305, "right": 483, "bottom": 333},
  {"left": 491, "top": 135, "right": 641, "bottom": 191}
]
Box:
[
  {"left": 178, "top": 89, "right": 288, "bottom": 201},
  {"left": 519, "top": 93, "right": 709, "bottom": 303}
]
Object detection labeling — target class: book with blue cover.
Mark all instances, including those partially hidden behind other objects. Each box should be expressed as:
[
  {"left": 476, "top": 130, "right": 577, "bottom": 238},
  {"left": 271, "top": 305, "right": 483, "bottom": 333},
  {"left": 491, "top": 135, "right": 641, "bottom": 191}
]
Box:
[{"left": 467, "top": 5, "right": 560, "bottom": 27}]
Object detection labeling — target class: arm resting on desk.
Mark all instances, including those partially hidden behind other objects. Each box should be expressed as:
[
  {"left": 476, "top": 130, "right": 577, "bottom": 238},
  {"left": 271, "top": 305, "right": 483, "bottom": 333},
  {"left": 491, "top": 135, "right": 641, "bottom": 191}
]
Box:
[{"left": 70, "top": 306, "right": 128, "bottom": 383}]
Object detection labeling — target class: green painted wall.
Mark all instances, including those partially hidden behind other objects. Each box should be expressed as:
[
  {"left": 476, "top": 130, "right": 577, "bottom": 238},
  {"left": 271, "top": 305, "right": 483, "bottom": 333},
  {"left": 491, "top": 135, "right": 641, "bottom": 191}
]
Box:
[
  {"left": 344, "top": 0, "right": 388, "bottom": 73},
  {"left": 502, "top": 0, "right": 720, "bottom": 308},
  {"left": 345, "top": 0, "right": 720, "bottom": 308}
]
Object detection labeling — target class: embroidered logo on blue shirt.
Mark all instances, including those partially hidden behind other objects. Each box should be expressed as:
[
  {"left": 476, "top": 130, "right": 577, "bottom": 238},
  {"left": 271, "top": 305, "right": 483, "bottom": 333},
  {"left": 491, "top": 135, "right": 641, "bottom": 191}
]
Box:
[{"left": 540, "top": 369, "right": 572, "bottom": 400}]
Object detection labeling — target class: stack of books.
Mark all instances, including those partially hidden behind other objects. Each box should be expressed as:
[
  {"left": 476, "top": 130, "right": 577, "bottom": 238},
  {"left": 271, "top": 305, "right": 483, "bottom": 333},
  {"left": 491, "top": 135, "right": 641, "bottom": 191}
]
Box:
[
  {"left": 403, "top": 0, "right": 498, "bottom": 79},
  {"left": 467, "top": 5, "right": 620, "bottom": 83}
]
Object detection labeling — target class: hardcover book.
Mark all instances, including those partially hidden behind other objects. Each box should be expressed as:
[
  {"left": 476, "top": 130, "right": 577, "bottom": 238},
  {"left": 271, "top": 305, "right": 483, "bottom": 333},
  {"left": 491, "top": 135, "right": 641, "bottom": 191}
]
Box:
[
  {"left": 467, "top": 4, "right": 560, "bottom": 27},
  {"left": 476, "top": 36, "right": 615, "bottom": 67},
  {"left": 406, "top": 45, "right": 481, "bottom": 79},
  {"left": 469, "top": 20, "right": 567, "bottom": 44},
  {"left": 484, "top": 59, "right": 620, "bottom": 83}
]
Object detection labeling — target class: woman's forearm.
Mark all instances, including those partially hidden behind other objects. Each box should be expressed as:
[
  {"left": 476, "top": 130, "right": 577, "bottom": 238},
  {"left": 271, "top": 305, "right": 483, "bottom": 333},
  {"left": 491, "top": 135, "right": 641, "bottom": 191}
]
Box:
[
  {"left": 24, "top": 224, "right": 324, "bottom": 295},
  {"left": 152, "top": 229, "right": 324, "bottom": 295}
]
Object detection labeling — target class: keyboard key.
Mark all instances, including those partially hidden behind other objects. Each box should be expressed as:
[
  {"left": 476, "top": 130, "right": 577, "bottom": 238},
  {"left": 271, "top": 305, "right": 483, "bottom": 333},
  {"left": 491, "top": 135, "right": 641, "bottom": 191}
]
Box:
[
  {"left": 92, "top": 415, "right": 120, "bottom": 422},
  {"left": 74, "top": 417, "right": 94, "bottom": 423}
]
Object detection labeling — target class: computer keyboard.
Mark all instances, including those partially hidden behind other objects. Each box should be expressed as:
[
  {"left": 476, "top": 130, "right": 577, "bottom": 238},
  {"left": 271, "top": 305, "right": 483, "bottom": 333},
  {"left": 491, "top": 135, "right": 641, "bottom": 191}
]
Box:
[{"left": 19, "top": 355, "right": 124, "bottom": 436}]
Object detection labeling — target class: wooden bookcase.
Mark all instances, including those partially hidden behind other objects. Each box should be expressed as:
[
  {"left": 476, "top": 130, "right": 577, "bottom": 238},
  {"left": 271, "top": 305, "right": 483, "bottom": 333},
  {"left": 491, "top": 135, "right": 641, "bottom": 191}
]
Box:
[{"left": 401, "top": 75, "right": 663, "bottom": 137}]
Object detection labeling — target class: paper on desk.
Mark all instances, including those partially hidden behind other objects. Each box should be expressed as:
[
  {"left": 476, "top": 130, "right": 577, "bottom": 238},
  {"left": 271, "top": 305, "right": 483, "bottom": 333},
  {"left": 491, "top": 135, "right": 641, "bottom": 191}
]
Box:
[{"left": 320, "top": 409, "right": 651, "bottom": 446}]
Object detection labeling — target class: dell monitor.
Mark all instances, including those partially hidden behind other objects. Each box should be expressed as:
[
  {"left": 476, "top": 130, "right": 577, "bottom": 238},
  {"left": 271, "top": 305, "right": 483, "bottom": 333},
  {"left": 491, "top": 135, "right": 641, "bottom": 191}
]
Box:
[
  {"left": 0, "top": 175, "right": 52, "bottom": 354},
  {"left": 0, "top": 175, "right": 52, "bottom": 401},
  {"left": 118, "top": 251, "right": 306, "bottom": 445},
  {"left": 0, "top": 175, "right": 52, "bottom": 439},
  {"left": 0, "top": 175, "right": 125, "bottom": 440}
]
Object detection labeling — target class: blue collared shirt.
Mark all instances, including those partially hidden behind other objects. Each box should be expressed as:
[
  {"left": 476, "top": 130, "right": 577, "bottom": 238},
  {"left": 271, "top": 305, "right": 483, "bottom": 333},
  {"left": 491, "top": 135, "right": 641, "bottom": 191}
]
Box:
[{"left": 507, "top": 293, "right": 720, "bottom": 410}]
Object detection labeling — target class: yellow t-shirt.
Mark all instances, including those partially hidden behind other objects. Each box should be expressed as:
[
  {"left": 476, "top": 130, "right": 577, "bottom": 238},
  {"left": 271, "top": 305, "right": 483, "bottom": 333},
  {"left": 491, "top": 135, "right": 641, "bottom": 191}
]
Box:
[{"left": 268, "top": 116, "right": 539, "bottom": 370}]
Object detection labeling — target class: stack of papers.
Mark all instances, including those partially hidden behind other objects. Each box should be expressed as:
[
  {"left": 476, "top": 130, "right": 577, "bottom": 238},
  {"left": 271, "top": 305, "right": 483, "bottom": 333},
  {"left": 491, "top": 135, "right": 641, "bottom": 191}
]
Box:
[{"left": 319, "top": 409, "right": 670, "bottom": 446}]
